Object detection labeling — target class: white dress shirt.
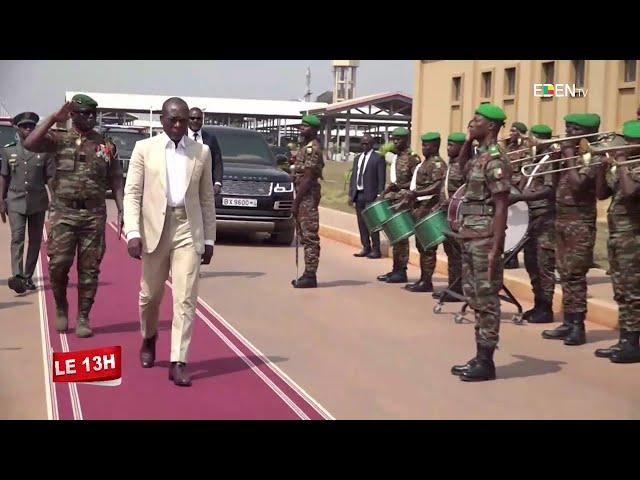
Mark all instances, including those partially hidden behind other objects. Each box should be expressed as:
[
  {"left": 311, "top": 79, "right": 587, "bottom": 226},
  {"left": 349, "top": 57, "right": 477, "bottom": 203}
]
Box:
[
  {"left": 188, "top": 128, "right": 203, "bottom": 144},
  {"left": 127, "top": 133, "right": 214, "bottom": 246},
  {"left": 356, "top": 150, "right": 372, "bottom": 191}
]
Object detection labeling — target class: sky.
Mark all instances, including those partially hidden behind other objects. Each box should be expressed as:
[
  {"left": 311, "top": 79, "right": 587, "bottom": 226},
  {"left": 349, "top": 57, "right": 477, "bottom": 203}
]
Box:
[{"left": 0, "top": 60, "right": 414, "bottom": 117}]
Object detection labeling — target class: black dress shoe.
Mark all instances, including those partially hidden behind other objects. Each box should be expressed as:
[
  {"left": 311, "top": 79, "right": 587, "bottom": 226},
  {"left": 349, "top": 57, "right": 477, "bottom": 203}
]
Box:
[
  {"left": 24, "top": 279, "right": 36, "bottom": 291},
  {"left": 8, "top": 276, "right": 26, "bottom": 294},
  {"left": 140, "top": 335, "right": 157, "bottom": 368},
  {"left": 353, "top": 249, "right": 371, "bottom": 257},
  {"left": 169, "top": 362, "right": 192, "bottom": 387},
  {"left": 366, "top": 251, "right": 382, "bottom": 259}
]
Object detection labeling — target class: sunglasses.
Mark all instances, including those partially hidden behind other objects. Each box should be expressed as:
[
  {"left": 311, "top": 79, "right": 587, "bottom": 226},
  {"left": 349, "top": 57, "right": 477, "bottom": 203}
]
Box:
[{"left": 189, "top": 116, "right": 203, "bottom": 121}]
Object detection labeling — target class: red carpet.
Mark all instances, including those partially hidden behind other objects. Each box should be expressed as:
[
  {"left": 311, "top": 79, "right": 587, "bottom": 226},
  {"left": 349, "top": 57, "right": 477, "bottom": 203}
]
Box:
[{"left": 40, "top": 223, "right": 328, "bottom": 420}]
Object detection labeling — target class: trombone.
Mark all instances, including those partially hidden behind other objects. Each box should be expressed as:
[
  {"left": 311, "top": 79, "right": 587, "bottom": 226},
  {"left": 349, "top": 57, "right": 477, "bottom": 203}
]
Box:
[
  {"left": 507, "top": 131, "right": 618, "bottom": 159},
  {"left": 521, "top": 143, "right": 640, "bottom": 177}
]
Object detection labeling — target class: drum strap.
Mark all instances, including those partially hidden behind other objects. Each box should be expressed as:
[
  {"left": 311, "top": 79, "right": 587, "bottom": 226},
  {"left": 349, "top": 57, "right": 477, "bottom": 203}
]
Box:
[
  {"left": 410, "top": 160, "right": 436, "bottom": 202},
  {"left": 525, "top": 154, "right": 550, "bottom": 189},
  {"left": 444, "top": 163, "right": 451, "bottom": 200},
  {"left": 390, "top": 155, "right": 397, "bottom": 184}
]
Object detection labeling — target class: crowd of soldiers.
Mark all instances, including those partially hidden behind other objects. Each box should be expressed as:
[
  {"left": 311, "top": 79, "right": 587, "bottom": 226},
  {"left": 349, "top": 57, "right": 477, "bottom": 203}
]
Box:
[
  {"left": 2, "top": 95, "right": 640, "bottom": 383},
  {"left": 289, "top": 105, "right": 640, "bottom": 381}
]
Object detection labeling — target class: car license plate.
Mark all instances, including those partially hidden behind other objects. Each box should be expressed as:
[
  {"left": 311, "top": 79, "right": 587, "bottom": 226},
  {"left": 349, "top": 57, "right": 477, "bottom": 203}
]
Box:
[{"left": 222, "top": 197, "right": 258, "bottom": 208}]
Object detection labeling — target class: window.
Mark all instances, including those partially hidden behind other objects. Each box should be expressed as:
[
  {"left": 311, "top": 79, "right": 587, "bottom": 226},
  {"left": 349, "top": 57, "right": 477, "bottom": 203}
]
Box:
[
  {"left": 452, "top": 76, "right": 461, "bottom": 102},
  {"left": 505, "top": 67, "right": 516, "bottom": 95},
  {"left": 542, "top": 61, "right": 555, "bottom": 84},
  {"left": 482, "top": 71, "right": 492, "bottom": 98},
  {"left": 572, "top": 60, "right": 585, "bottom": 88},
  {"left": 624, "top": 60, "right": 637, "bottom": 83}
]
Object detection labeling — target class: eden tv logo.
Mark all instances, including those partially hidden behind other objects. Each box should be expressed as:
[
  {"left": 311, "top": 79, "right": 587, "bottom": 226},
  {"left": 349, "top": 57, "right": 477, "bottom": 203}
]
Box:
[{"left": 533, "top": 84, "right": 588, "bottom": 98}]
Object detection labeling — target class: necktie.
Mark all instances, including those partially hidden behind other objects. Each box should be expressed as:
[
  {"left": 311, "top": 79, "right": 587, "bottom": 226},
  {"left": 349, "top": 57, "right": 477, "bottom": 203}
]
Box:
[
  {"left": 193, "top": 132, "right": 199, "bottom": 141},
  {"left": 357, "top": 153, "right": 366, "bottom": 189}
]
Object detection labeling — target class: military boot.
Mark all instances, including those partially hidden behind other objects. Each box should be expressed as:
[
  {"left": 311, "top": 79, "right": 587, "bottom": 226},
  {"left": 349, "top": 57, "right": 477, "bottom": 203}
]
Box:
[
  {"left": 528, "top": 299, "right": 554, "bottom": 324},
  {"left": 564, "top": 312, "right": 586, "bottom": 346},
  {"left": 460, "top": 344, "right": 497, "bottom": 382},
  {"left": 405, "top": 269, "right": 433, "bottom": 292},
  {"left": 595, "top": 329, "right": 626, "bottom": 358},
  {"left": 292, "top": 272, "right": 317, "bottom": 288},
  {"left": 386, "top": 269, "right": 408, "bottom": 283},
  {"left": 610, "top": 331, "right": 640, "bottom": 364},
  {"left": 52, "top": 286, "right": 69, "bottom": 333},
  {"left": 451, "top": 343, "right": 481, "bottom": 376},
  {"left": 75, "top": 297, "right": 94, "bottom": 338},
  {"left": 542, "top": 312, "right": 573, "bottom": 340}
]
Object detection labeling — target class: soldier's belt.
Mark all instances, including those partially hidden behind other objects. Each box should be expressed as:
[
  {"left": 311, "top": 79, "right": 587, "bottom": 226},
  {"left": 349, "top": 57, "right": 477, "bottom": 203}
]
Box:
[
  {"left": 55, "top": 198, "right": 105, "bottom": 211},
  {"left": 460, "top": 203, "right": 494, "bottom": 215}
]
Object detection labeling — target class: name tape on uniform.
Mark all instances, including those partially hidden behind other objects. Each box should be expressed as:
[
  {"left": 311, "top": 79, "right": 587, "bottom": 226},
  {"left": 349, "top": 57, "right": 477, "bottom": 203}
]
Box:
[{"left": 53, "top": 346, "right": 122, "bottom": 385}]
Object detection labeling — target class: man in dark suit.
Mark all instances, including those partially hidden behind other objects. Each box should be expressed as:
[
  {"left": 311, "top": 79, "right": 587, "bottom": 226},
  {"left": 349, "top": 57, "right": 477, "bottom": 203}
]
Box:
[
  {"left": 188, "top": 107, "right": 223, "bottom": 195},
  {"left": 349, "top": 134, "right": 386, "bottom": 259}
]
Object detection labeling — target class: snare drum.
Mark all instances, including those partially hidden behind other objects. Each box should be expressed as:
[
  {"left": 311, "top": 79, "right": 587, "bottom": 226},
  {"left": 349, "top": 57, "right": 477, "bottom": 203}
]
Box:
[
  {"left": 381, "top": 210, "right": 415, "bottom": 245},
  {"left": 414, "top": 210, "right": 448, "bottom": 250},
  {"left": 362, "top": 198, "right": 394, "bottom": 233}
]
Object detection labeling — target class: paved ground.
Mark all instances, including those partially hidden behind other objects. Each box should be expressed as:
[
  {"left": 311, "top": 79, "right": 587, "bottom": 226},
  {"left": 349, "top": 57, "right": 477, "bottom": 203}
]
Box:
[{"left": 1, "top": 204, "right": 638, "bottom": 420}]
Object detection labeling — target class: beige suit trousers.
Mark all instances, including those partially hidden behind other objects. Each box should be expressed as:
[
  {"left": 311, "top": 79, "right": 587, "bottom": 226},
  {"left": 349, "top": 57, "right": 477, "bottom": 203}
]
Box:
[{"left": 139, "top": 207, "right": 201, "bottom": 363}]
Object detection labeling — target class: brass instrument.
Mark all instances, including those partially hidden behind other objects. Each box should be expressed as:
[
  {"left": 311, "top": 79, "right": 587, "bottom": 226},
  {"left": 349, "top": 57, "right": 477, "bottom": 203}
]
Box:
[{"left": 521, "top": 142, "right": 640, "bottom": 177}]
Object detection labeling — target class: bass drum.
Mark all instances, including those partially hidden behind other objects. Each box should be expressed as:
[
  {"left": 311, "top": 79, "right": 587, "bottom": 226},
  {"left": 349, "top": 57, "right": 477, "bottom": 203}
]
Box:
[{"left": 447, "top": 183, "right": 529, "bottom": 253}]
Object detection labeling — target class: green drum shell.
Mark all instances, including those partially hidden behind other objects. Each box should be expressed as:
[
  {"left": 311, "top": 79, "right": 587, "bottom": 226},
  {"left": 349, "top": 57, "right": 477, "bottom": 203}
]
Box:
[
  {"left": 414, "top": 210, "right": 448, "bottom": 250},
  {"left": 362, "top": 199, "right": 393, "bottom": 233},
  {"left": 382, "top": 210, "right": 415, "bottom": 244}
]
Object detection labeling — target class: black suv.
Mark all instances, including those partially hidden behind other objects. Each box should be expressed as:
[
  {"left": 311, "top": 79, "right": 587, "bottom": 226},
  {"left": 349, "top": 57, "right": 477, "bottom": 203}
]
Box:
[
  {"left": 101, "top": 126, "right": 148, "bottom": 179},
  {"left": 0, "top": 119, "right": 16, "bottom": 146},
  {"left": 204, "top": 126, "right": 295, "bottom": 245}
]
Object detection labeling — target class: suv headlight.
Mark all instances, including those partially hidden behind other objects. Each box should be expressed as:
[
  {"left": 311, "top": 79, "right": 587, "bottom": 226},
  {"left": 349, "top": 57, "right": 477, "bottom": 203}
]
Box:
[{"left": 274, "top": 182, "right": 293, "bottom": 193}]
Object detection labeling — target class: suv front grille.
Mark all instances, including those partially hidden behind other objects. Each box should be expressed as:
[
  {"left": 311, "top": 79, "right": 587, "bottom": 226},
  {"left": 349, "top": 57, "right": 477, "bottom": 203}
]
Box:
[{"left": 222, "top": 180, "right": 273, "bottom": 197}]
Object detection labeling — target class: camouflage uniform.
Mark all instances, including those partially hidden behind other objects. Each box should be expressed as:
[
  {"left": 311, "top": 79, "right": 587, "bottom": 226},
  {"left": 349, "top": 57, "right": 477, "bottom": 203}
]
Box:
[
  {"left": 46, "top": 129, "right": 122, "bottom": 327},
  {"left": 505, "top": 137, "right": 529, "bottom": 187},
  {"left": 0, "top": 140, "right": 54, "bottom": 281},
  {"left": 605, "top": 163, "right": 640, "bottom": 333},
  {"left": 383, "top": 149, "right": 420, "bottom": 272},
  {"left": 522, "top": 147, "right": 556, "bottom": 306},
  {"left": 410, "top": 154, "right": 446, "bottom": 279},
  {"left": 439, "top": 155, "right": 465, "bottom": 289},
  {"left": 553, "top": 161, "right": 598, "bottom": 314},
  {"left": 293, "top": 138, "right": 324, "bottom": 275},
  {"left": 459, "top": 144, "right": 511, "bottom": 347}
]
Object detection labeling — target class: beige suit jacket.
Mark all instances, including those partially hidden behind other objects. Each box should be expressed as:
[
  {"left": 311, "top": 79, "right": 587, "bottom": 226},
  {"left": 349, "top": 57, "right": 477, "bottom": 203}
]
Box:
[{"left": 123, "top": 133, "right": 216, "bottom": 255}]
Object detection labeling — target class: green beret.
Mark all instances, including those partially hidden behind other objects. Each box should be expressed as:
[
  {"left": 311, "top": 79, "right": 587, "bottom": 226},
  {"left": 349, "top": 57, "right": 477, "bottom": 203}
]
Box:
[
  {"left": 420, "top": 132, "right": 440, "bottom": 142},
  {"left": 448, "top": 132, "right": 466, "bottom": 143},
  {"left": 301, "top": 114, "right": 320, "bottom": 128},
  {"left": 72, "top": 94, "right": 98, "bottom": 109},
  {"left": 512, "top": 122, "right": 528, "bottom": 133},
  {"left": 564, "top": 113, "right": 600, "bottom": 128},
  {"left": 530, "top": 124, "right": 552, "bottom": 135},
  {"left": 12, "top": 111, "right": 39, "bottom": 126},
  {"left": 392, "top": 127, "right": 409, "bottom": 137},
  {"left": 475, "top": 103, "right": 507, "bottom": 122},
  {"left": 623, "top": 120, "right": 640, "bottom": 139}
]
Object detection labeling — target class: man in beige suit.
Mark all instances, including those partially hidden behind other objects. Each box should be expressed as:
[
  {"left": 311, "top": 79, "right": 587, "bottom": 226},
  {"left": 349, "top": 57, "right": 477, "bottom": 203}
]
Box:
[{"left": 123, "top": 97, "right": 216, "bottom": 387}]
